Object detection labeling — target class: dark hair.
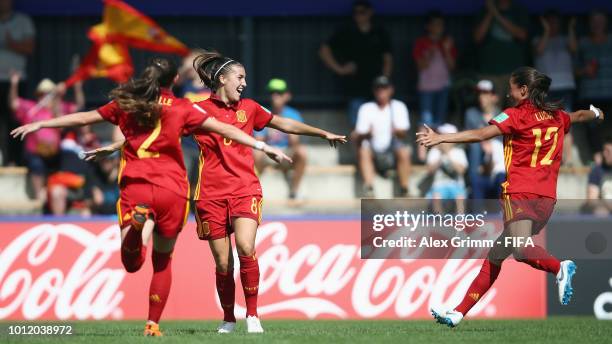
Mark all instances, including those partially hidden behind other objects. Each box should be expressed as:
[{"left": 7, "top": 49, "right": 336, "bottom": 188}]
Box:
[
  {"left": 192, "top": 51, "right": 242, "bottom": 92},
  {"left": 426, "top": 10, "right": 444, "bottom": 24},
  {"left": 353, "top": 0, "right": 372, "bottom": 10},
  {"left": 510, "top": 66, "right": 563, "bottom": 113},
  {"left": 109, "top": 57, "right": 177, "bottom": 127}
]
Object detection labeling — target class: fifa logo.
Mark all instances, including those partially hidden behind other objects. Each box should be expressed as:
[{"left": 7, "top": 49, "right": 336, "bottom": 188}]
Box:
[{"left": 236, "top": 110, "right": 247, "bottom": 123}]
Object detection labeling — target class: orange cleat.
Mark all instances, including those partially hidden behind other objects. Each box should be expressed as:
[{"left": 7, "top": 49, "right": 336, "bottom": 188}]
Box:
[
  {"left": 143, "top": 323, "right": 163, "bottom": 337},
  {"left": 131, "top": 204, "right": 153, "bottom": 231}
]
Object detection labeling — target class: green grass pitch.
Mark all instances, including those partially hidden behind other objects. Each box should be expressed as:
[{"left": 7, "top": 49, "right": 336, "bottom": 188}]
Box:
[{"left": 2, "top": 317, "right": 611, "bottom": 344}]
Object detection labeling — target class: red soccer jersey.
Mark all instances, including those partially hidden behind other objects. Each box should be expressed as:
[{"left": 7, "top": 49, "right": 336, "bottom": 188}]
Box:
[
  {"left": 97, "top": 88, "right": 210, "bottom": 198},
  {"left": 488, "top": 99, "right": 571, "bottom": 199},
  {"left": 192, "top": 95, "right": 273, "bottom": 200}
]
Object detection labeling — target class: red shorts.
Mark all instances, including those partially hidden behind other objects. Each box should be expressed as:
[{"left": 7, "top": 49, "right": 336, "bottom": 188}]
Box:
[
  {"left": 116, "top": 182, "right": 190, "bottom": 238},
  {"left": 194, "top": 195, "right": 263, "bottom": 240},
  {"left": 501, "top": 192, "right": 556, "bottom": 234}
]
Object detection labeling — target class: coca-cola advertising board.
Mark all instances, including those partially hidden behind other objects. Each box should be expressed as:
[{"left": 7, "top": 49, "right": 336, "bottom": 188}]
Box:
[{"left": 0, "top": 219, "right": 545, "bottom": 320}]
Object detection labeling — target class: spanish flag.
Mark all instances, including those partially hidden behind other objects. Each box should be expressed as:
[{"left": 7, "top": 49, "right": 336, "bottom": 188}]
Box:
[
  {"left": 90, "top": 0, "right": 189, "bottom": 56},
  {"left": 65, "top": 41, "right": 133, "bottom": 87}
]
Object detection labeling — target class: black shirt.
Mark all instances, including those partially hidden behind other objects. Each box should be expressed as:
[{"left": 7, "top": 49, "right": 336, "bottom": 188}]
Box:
[{"left": 327, "top": 23, "right": 391, "bottom": 98}]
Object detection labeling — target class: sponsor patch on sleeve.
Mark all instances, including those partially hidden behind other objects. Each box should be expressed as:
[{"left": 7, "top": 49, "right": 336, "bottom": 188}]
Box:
[{"left": 492, "top": 112, "right": 509, "bottom": 123}]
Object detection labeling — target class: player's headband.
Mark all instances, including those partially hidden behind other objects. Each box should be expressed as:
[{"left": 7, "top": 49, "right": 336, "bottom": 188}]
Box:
[{"left": 214, "top": 60, "right": 234, "bottom": 80}]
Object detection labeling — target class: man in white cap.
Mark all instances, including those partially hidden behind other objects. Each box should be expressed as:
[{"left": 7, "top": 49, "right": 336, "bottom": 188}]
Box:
[{"left": 425, "top": 123, "right": 468, "bottom": 213}]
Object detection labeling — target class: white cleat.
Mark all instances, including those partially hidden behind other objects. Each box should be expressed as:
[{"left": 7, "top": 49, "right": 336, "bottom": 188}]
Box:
[
  {"left": 217, "top": 321, "right": 236, "bottom": 334},
  {"left": 246, "top": 315, "right": 264, "bottom": 333},
  {"left": 431, "top": 308, "right": 463, "bottom": 328},
  {"left": 557, "top": 260, "right": 577, "bottom": 305}
]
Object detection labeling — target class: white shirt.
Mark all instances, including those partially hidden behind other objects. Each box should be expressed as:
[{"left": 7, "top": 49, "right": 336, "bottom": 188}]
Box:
[
  {"left": 0, "top": 12, "right": 35, "bottom": 80},
  {"left": 355, "top": 99, "right": 410, "bottom": 152},
  {"left": 426, "top": 146, "right": 468, "bottom": 187}
]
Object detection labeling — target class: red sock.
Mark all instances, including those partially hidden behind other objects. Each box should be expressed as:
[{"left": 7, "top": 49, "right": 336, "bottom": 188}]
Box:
[
  {"left": 239, "top": 254, "right": 260, "bottom": 317},
  {"left": 216, "top": 270, "right": 236, "bottom": 322},
  {"left": 515, "top": 245, "right": 560, "bottom": 274},
  {"left": 147, "top": 250, "right": 173, "bottom": 323},
  {"left": 121, "top": 227, "right": 146, "bottom": 273},
  {"left": 456, "top": 259, "right": 502, "bottom": 315}
]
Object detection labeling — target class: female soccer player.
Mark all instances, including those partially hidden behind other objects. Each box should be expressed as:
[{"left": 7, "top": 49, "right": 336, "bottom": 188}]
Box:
[
  {"left": 417, "top": 66, "right": 605, "bottom": 328},
  {"left": 11, "top": 57, "right": 290, "bottom": 336},
  {"left": 191, "top": 51, "right": 347, "bottom": 333}
]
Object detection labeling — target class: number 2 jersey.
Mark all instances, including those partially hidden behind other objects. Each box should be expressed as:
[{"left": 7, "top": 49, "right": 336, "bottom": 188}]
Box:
[
  {"left": 488, "top": 99, "right": 571, "bottom": 199},
  {"left": 97, "top": 88, "right": 210, "bottom": 199},
  {"left": 191, "top": 95, "right": 273, "bottom": 200}
]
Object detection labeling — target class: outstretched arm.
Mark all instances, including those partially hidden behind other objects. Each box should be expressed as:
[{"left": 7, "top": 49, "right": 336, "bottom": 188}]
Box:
[
  {"left": 568, "top": 106, "right": 605, "bottom": 123},
  {"left": 416, "top": 124, "right": 502, "bottom": 147},
  {"left": 82, "top": 139, "right": 125, "bottom": 161},
  {"left": 267, "top": 116, "right": 347, "bottom": 147},
  {"left": 201, "top": 117, "right": 292, "bottom": 164},
  {"left": 11, "top": 110, "right": 105, "bottom": 140}
]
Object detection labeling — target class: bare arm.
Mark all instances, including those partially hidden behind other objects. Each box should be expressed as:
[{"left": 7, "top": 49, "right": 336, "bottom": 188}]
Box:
[
  {"left": 568, "top": 107, "right": 604, "bottom": 123},
  {"left": 82, "top": 139, "right": 125, "bottom": 161},
  {"left": 535, "top": 17, "right": 550, "bottom": 55},
  {"left": 73, "top": 81, "right": 86, "bottom": 111},
  {"left": 495, "top": 13, "right": 527, "bottom": 41},
  {"left": 567, "top": 17, "right": 578, "bottom": 54},
  {"left": 11, "top": 110, "right": 105, "bottom": 140},
  {"left": 267, "top": 116, "right": 347, "bottom": 147},
  {"left": 319, "top": 44, "right": 344, "bottom": 75},
  {"left": 6, "top": 36, "right": 34, "bottom": 55},
  {"left": 417, "top": 124, "right": 502, "bottom": 147},
  {"left": 201, "top": 117, "right": 292, "bottom": 163},
  {"left": 382, "top": 52, "right": 393, "bottom": 77},
  {"left": 474, "top": 12, "right": 494, "bottom": 43},
  {"left": 8, "top": 73, "right": 19, "bottom": 112}
]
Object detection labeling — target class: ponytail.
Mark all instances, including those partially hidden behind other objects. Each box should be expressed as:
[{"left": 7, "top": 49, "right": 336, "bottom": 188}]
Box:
[
  {"left": 109, "top": 57, "right": 177, "bottom": 127},
  {"left": 510, "top": 66, "right": 563, "bottom": 113},
  {"left": 192, "top": 50, "right": 242, "bottom": 91}
]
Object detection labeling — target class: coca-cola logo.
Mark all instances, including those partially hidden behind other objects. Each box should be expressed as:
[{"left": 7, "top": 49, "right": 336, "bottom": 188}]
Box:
[
  {"left": 229, "top": 222, "right": 497, "bottom": 319},
  {"left": 0, "top": 224, "right": 125, "bottom": 320}
]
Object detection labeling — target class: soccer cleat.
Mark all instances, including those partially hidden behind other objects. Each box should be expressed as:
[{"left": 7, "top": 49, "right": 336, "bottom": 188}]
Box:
[
  {"left": 246, "top": 315, "right": 264, "bottom": 333},
  {"left": 131, "top": 204, "right": 153, "bottom": 231},
  {"left": 431, "top": 308, "right": 463, "bottom": 328},
  {"left": 217, "top": 321, "right": 236, "bottom": 334},
  {"left": 557, "top": 260, "right": 577, "bottom": 305},
  {"left": 143, "top": 323, "right": 163, "bottom": 336}
]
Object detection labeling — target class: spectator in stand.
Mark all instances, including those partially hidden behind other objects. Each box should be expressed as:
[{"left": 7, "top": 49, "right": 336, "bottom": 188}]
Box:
[
  {"left": 0, "top": 0, "right": 35, "bottom": 166},
  {"left": 319, "top": 0, "right": 392, "bottom": 126},
  {"left": 91, "top": 148, "right": 120, "bottom": 215},
  {"left": 413, "top": 10, "right": 456, "bottom": 127},
  {"left": 473, "top": 0, "right": 528, "bottom": 105},
  {"left": 577, "top": 10, "right": 612, "bottom": 162},
  {"left": 585, "top": 138, "right": 612, "bottom": 216},
  {"left": 425, "top": 124, "right": 468, "bottom": 213},
  {"left": 47, "top": 129, "right": 99, "bottom": 216},
  {"left": 533, "top": 10, "right": 577, "bottom": 112},
  {"left": 9, "top": 71, "right": 85, "bottom": 201},
  {"left": 355, "top": 76, "right": 411, "bottom": 198},
  {"left": 464, "top": 80, "right": 504, "bottom": 204},
  {"left": 254, "top": 79, "right": 308, "bottom": 200},
  {"left": 176, "top": 50, "right": 212, "bottom": 191}
]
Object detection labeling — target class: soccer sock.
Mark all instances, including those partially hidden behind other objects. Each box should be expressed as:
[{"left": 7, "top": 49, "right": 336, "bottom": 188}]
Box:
[
  {"left": 515, "top": 245, "right": 561, "bottom": 275},
  {"left": 456, "top": 259, "right": 502, "bottom": 316},
  {"left": 216, "top": 270, "right": 236, "bottom": 323},
  {"left": 147, "top": 250, "right": 173, "bottom": 324},
  {"left": 239, "top": 254, "right": 260, "bottom": 317},
  {"left": 121, "top": 226, "right": 146, "bottom": 273}
]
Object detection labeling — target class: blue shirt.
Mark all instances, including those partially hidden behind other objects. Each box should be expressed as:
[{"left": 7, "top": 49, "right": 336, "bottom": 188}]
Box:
[{"left": 255, "top": 105, "right": 303, "bottom": 148}]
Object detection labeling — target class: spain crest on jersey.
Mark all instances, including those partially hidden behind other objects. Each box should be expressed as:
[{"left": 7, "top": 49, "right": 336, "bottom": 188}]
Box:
[{"left": 236, "top": 110, "right": 247, "bottom": 123}]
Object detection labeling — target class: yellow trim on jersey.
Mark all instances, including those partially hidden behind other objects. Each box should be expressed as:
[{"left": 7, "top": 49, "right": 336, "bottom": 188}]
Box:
[
  {"left": 117, "top": 145, "right": 126, "bottom": 185},
  {"left": 194, "top": 149, "right": 204, "bottom": 200},
  {"left": 504, "top": 194, "right": 514, "bottom": 221},
  {"left": 116, "top": 197, "right": 123, "bottom": 227},
  {"left": 258, "top": 198, "right": 264, "bottom": 224},
  {"left": 183, "top": 198, "right": 190, "bottom": 227}
]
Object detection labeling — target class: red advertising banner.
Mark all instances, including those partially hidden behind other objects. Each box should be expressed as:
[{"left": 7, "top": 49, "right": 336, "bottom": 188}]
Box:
[{"left": 0, "top": 220, "right": 545, "bottom": 320}]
